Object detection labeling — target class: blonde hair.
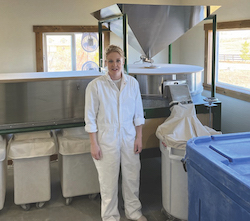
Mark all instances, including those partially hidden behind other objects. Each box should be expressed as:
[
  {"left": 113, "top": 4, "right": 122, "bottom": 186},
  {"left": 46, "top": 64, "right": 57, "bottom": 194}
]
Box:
[{"left": 105, "top": 45, "right": 124, "bottom": 60}]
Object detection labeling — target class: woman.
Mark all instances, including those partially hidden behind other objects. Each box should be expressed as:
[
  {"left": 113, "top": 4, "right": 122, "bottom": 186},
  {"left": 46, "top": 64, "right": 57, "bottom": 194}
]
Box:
[{"left": 84, "top": 45, "right": 147, "bottom": 221}]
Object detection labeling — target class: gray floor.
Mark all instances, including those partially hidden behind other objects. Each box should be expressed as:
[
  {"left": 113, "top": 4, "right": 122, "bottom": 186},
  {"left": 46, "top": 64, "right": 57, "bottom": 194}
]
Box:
[{"left": 0, "top": 157, "right": 169, "bottom": 221}]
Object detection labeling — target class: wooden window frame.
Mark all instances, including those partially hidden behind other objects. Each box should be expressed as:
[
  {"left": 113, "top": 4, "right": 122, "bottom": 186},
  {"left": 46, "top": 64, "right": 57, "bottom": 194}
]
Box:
[
  {"left": 204, "top": 20, "right": 250, "bottom": 102},
  {"left": 33, "top": 25, "right": 110, "bottom": 72}
]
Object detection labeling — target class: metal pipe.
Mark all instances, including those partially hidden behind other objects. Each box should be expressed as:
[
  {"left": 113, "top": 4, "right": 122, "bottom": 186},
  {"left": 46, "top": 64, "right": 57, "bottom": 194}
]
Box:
[
  {"left": 168, "top": 44, "right": 172, "bottom": 64},
  {"left": 123, "top": 14, "right": 128, "bottom": 73},
  {"left": 99, "top": 15, "right": 123, "bottom": 24},
  {"left": 211, "top": 14, "right": 217, "bottom": 98},
  {"left": 205, "top": 14, "right": 217, "bottom": 98},
  {"left": 206, "top": 6, "right": 211, "bottom": 17},
  {"left": 98, "top": 21, "right": 103, "bottom": 71}
]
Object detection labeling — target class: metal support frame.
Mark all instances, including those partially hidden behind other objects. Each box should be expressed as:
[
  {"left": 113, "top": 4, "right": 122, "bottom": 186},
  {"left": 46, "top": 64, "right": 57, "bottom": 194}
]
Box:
[
  {"left": 211, "top": 15, "right": 217, "bottom": 98},
  {"left": 168, "top": 44, "right": 172, "bottom": 64},
  {"left": 0, "top": 122, "right": 84, "bottom": 135},
  {"left": 123, "top": 14, "right": 128, "bottom": 73},
  {"left": 205, "top": 14, "right": 217, "bottom": 98},
  {"left": 98, "top": 21, "right": 103, "bottom": 71},
  {"left": 202, "top": 14, "right": 219, "bottom": 130},
  {"left": 98, "top": 14, "right": 128, "bottom": 73}
]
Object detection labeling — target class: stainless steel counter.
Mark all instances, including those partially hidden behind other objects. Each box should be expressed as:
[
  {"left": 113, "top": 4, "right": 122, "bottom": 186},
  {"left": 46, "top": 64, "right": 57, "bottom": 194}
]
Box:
[
  {"left": 0, "top": 70, "right": 102, "bottom": 83},
  {"left": 0, "top": 71, "right": 221, "bottom": 135},
  {"left": 0, "top": 71, "right": 102, "bottom": 132}
]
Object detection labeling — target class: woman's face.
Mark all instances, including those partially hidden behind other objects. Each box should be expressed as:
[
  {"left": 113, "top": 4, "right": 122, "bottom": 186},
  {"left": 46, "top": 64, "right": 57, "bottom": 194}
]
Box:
[{"left": 105, "top": 52, "right": 124, "bottom": 80}]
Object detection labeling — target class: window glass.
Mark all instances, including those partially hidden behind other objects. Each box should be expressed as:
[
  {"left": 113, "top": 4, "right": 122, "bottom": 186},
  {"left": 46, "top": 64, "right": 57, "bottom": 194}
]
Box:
[
  {"left": 218, "top": 30, "right": 250, "bottom": 91},
  {"left": 44, "top": 33, "right": 99, "bottom": 72},
  {"left": 75, "top": 33, "right": 99, "bottom": 71},
  {"left": 46, "top": 35, "right": 72, "bottom": 72}
]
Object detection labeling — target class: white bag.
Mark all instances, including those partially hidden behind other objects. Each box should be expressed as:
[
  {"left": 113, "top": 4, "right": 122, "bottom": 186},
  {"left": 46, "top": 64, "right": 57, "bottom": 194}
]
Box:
[{"left": 156, "top": 103, "right": 221, "bottom": 149}]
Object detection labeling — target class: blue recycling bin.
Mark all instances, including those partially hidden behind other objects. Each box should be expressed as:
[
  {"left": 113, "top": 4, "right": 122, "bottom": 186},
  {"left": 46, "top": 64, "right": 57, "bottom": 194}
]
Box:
[{"left": 185, "top": 132, "right": 250, "bottom": 221}]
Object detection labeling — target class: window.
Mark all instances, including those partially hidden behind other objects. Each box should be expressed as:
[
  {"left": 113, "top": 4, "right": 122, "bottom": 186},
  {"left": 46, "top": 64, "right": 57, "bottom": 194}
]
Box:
[
  {"left": 204, "top": 20, "right": 250, "bottom": 102},
  {"left": 44, "top": 33, "right": 99, "bottom": 72},
  {"left": 33, "top": 26, "right": 110, "bottom": 72}
]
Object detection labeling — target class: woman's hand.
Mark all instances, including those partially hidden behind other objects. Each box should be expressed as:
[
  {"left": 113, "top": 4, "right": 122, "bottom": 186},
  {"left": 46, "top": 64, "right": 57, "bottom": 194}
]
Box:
[
  {"left": 134, "top": 125, "right": 143, "bottom": 154},
  {"left": 91, "top": 143, "right": 102, "bottom": 160},
  {"left": 134, "top": 136, "right": 142, "bottom": 154},
  {"left": 89, "top": 132, "right": 102, "bottom": 160}
]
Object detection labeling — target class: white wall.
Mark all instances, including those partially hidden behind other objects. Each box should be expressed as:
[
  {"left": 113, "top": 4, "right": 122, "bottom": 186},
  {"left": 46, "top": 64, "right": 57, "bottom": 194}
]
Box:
[
  {"left": 179, "top": 0, "right": 250, "bottom": 22},
  {"left": 0, "top": 0, "right": 181, "bottom": 73},
  {"left": 202, "top": 90, "right": 250, "bottom": 133},
  {"left": 176, "top": 0, "right": 250, "bottom": 134},
  {"left": 0, "top": 0, "right": 249, "bottom": 134}
]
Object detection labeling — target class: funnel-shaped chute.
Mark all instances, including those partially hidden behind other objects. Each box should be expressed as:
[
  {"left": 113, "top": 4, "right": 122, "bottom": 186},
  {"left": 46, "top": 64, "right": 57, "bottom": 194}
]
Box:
[{"left": 92, "top": 4, "right": 220, "bottom": 58}]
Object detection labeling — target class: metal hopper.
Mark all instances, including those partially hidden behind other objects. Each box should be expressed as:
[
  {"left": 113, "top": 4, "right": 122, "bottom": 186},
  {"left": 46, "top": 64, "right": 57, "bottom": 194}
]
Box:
[{"left": 92, "top": 4, "right": 219, "bottom": 59}]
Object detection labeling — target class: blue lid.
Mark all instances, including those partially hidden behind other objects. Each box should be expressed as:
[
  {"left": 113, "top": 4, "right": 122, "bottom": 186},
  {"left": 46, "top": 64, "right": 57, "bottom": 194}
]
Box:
[{"left": 186, "top": 132, "right": 250, "bottom": 211}]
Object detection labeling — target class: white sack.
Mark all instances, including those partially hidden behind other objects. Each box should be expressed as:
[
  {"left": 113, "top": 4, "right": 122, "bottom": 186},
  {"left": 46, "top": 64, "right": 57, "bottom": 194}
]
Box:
[
  {"left": 9, "top": 138, "right": 56, "bottom": 159},
  {"left": 58, "top": 127, "right": 91, "bottom": 155},
  {"left": 62, "top": 127, "right": 89, "bottom": 138},
  {"left": 156, "top": 103, "right": 221, "bottom": 149},
  {"left": 13, "top": 131, "right": 51, "bottom": 141},
  {"left": 0, "top": 136, "right": 6, "bottom": 161}
]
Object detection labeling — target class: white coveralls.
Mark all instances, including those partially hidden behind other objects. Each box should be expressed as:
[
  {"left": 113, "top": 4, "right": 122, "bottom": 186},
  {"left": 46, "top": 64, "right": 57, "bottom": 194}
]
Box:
[{"left": 85, "top": 71, "right": 145, "bottom": 221}]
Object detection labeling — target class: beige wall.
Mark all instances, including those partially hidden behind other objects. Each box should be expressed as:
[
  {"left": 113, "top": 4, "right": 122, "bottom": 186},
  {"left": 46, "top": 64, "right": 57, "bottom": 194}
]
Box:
[
  {"left": 0, "top": 0, "right": 249, "bottom": 133},
  {"left": 0, "top": 0, "right": 182, "bottom": 73},
  {"left": 177, "top": 0, "right": 250, "bottom": 66},
  {"left": 176, "top": 0, "right": 250, "bottom": 133},
  {"left": 1, "top": 0, "right": 249, "bottom": 72},
  {"left": 179, "top": 0, "right": 250, "bottom": 22}
]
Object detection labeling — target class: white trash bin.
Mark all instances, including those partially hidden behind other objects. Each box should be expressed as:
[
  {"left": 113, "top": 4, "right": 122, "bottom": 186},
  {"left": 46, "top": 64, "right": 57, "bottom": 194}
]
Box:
[
  {"left": 57, "top": 127, "right": 99, "bottom": 205},
  {"left": 0, "top": 135, "right": 7, "bottom": 210},
  {"left": 160, "top": 140, "right": 188, "bottom": 220},
  {"left": 156, "top": 103, "right": 222, "bottom": 220},
  {"left": 8, "top": 131, "right": 56, "bottom": 210}
]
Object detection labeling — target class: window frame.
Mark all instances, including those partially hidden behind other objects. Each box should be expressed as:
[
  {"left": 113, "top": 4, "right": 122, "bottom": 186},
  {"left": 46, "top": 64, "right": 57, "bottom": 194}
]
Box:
[
  {"left": 33, "top": 25, "right": 110, "bottom": 72},
  {"left": 204, "top": 20, "right": 250, "bottom": 102}
]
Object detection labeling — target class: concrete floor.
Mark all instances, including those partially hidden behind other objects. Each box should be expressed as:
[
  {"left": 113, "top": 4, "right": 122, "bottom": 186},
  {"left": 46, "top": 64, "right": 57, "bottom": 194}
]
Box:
[{"left": 0, "top": 157, "right": 170, "bottom": 221}]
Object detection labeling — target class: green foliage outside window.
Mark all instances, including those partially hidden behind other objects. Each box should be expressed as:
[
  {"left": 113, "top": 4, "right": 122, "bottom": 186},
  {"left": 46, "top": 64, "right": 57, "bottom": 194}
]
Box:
[{"left": 240, "top": 41, "right": 250, "bottom": 61}]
